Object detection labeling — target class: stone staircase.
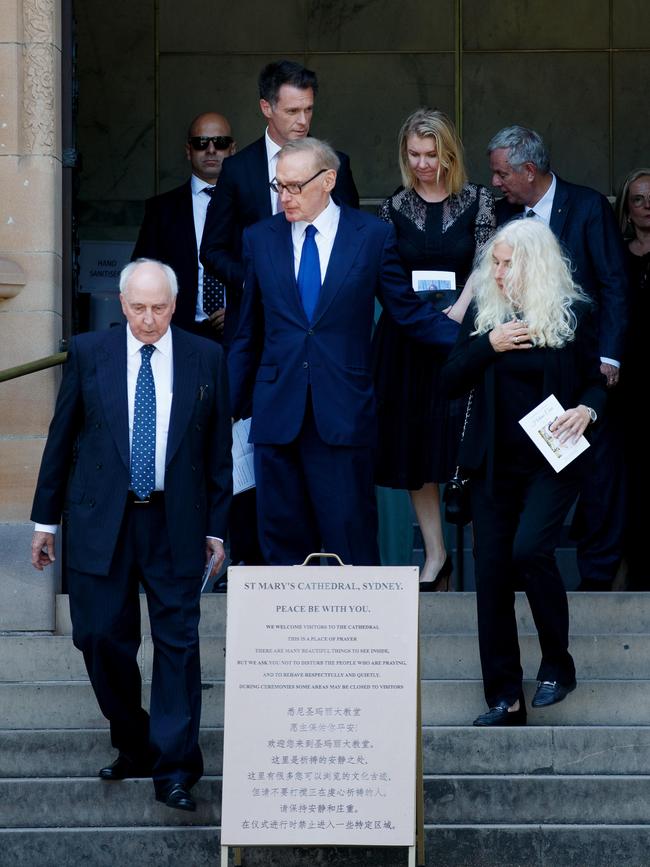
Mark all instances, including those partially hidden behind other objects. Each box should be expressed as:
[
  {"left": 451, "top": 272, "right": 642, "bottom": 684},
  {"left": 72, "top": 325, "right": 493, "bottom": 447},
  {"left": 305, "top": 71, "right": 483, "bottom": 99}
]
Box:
[{"left": 1, "top": 592, "right": 650, "bottom": 866}]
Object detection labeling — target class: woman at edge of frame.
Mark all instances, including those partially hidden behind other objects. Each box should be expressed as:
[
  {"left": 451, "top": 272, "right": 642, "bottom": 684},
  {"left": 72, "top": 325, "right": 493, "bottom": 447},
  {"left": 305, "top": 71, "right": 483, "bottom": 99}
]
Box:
[{"left": 442, "top": 218, "right": 606, "bottom": 726}]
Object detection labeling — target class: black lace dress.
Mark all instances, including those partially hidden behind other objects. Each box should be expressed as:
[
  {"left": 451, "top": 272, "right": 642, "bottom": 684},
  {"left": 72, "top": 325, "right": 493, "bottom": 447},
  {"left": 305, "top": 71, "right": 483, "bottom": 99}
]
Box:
[{"left": 372, "top": 183, "right": 495, "bottom": 489}]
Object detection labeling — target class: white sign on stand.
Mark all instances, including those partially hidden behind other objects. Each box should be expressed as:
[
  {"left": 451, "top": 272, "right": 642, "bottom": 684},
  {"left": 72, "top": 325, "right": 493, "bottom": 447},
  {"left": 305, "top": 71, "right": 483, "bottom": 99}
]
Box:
[{"left": 221, "top": 565, "right": 420, "bottom": 852}]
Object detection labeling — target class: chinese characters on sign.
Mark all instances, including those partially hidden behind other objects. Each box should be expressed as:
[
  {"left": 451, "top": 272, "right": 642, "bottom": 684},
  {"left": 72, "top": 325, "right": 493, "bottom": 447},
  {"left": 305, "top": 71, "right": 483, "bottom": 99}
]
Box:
[{"left": 221, "top": 568, "right": 419, "bottom": 847}]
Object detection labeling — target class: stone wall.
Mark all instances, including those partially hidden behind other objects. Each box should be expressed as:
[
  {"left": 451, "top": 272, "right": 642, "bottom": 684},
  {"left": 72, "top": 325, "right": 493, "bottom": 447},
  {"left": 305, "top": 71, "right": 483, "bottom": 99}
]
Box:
[
  {"left": 76, "top": 0, "right": 650, "bottom": 242},
  {"left": 0, "top": 0, "right": 62, "bottom": 627}
]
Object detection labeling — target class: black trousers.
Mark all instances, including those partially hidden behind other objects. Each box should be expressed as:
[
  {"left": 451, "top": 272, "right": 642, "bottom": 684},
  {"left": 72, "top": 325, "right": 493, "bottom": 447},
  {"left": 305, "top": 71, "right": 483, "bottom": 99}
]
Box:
[
  {"left": 67, "top": 497, "right": 203, "bottom": 794},
  {"left": 471, "top": 464, "right": 579, "bottom": 707}
]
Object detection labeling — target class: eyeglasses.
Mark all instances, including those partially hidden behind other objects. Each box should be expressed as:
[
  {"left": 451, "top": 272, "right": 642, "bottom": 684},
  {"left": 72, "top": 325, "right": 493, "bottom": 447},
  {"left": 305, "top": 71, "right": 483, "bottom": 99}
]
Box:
[
  {"left": 630, "top": 194, "right": 650, "bottom": 208},
  {"left": 188, "top": 136, "right": 234, "bottom": 151},
  {"left": 269, "top": 169, "right": 327, "bottom": 196}
]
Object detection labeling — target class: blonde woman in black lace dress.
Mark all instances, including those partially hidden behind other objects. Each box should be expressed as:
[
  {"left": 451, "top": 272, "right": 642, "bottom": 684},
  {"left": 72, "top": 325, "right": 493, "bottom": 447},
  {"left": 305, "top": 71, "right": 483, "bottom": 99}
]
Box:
[{"left": 372, "top": 108, "right": 495, "bottom": 589}]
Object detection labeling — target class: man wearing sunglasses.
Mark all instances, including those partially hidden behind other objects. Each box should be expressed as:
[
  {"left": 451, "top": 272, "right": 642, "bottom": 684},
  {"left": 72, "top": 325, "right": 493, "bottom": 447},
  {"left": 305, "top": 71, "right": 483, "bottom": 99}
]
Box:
[
  {"left": 228, "top": 138, "right": 459, "bottom": 566},
  {"left": 133, "top": 111, "right": 236, "bottom": 343}
]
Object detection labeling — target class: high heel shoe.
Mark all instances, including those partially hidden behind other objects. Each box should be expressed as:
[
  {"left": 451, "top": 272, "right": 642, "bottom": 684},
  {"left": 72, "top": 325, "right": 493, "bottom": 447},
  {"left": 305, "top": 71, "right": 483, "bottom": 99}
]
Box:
[{"left": 419, "top": 554, "right": 453, "bottom": 592}]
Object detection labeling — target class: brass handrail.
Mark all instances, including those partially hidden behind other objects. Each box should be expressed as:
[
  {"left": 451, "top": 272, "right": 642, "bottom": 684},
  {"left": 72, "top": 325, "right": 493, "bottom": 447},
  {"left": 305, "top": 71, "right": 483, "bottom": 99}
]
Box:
[{"left": 0, "top": 352, "right": 68, "bottom": 383}]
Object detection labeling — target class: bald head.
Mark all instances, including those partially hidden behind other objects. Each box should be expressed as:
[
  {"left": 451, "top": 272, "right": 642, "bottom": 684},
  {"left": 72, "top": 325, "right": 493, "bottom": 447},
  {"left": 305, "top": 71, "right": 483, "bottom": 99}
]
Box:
[{"left": 185, "top": 112, "right": 236, "bottom": 183}]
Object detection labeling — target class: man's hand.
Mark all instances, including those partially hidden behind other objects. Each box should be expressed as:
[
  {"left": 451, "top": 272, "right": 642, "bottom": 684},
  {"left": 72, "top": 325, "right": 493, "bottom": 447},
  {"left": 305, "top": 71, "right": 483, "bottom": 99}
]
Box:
[
  {"left": 31, "top": 531, "right": 56, "bottom": 571},
  {"left": 600, "top": 362, "right": 619, "bottom": 388},
  {"left": 206, "top": 538, "right": 226, "bottom": 577},
  {"left": 208, "top": 308, "right": 226, "bottom": 335}
]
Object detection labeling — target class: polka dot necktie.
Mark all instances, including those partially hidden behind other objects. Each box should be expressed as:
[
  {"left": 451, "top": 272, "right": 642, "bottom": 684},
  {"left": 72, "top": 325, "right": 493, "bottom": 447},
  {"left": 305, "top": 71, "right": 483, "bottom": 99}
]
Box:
[
  {"left": 297, "top": 224, "right": 321, "bottom": 322},
  {"left": 130, "top": 344, "right": 156, "bottom": 499},
  {"left": 202, "top": 187, "right": 226, "bottom": 315}
]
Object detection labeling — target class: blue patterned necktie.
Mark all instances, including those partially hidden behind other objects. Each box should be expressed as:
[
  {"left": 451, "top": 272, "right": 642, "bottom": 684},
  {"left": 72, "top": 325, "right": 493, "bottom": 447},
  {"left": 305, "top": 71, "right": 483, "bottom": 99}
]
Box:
[
  {"left": 131, "top": 344, "right": 156, "bottom": 499},
  {"left": 297, "top": 224, "right": 321, "bottom": 322},
  {"left": 202, "top": 187, "right": 226, "bottom": 315}
]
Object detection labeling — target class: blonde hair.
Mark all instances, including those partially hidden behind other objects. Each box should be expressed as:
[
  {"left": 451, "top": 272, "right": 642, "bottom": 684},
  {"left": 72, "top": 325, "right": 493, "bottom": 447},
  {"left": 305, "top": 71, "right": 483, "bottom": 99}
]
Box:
[
  {"left": 471, "top": 220, "right": 586, "bottom": 348},
  {"left": 398, "top": 108, "right": 467, "bottom": 194},
  {"left": 615, "top": 167, "right": 650, "bottom": 238}
]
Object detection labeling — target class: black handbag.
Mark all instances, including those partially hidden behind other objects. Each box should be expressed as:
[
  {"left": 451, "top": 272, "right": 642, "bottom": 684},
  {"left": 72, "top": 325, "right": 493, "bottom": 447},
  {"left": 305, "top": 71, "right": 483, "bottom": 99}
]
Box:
[{"left": 443, "top": 391, "right": 473, "bottom": 526}]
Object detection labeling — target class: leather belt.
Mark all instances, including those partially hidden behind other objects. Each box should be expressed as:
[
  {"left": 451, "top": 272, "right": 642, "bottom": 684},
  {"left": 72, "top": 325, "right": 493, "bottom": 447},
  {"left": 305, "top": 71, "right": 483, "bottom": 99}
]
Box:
[{"left": 127, "top": 490, "right": 164, "bottom": 505}]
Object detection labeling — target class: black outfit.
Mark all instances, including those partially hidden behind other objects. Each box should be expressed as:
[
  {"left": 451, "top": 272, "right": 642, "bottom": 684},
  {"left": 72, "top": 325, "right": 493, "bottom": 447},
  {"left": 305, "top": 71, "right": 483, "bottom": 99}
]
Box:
[
  {"left": 621, "top": 248, "right": 650, "bottom": 588},
  {"left": 443, "top": 301, "right": 606, "bottom": 707},
  {"left": 132, "top": 180, "right": 222, "bottom": 342},
  {"left": 497, "top": 177, "right": 629, "bottom": 585},
  {"left": 372, "top": 184, "right": 495, "bottom": 488}
]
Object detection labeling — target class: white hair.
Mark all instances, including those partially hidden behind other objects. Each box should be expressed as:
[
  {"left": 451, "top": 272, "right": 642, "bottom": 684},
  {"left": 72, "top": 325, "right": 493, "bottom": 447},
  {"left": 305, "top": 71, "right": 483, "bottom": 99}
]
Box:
[
  {"left": 471, "top": 220, "right": 587, "bottom": 348},
  {"left": 119, "top": 258, "right": 179, "bottom": 299}
]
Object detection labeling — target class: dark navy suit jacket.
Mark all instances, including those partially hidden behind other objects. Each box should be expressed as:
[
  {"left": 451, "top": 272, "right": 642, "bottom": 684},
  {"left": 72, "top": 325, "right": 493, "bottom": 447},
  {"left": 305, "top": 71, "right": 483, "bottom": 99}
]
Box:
[
  {"left": 228, "top": 204, "right": 459, "bottom": 448},
  {"left": 31, "top": 325, "right": 232, "bottom": 577},
  {"left": 496, "top": 176, "right": 628, "bottom": 361},
  {"left": 132, "top": 181, "right": 204, "bottom": 336},
  {"left": 200, "top": 136, "right": 359, "bottom": 339}
]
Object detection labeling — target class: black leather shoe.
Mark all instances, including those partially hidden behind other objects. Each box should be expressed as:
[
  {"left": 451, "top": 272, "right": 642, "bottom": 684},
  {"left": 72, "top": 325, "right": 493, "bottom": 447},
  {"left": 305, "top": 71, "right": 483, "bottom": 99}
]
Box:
[
  {"left": 156, "top": 783, "right": 196, "bottom": 812},
  {"left": 473, "top": 700, "right": 527, "bottom": 727},
  {"left": 532, "top": 679, "right": 577, "bottom": 707},
  {"left": 99, "top": 754, "right": 152, "bottom": 781}
]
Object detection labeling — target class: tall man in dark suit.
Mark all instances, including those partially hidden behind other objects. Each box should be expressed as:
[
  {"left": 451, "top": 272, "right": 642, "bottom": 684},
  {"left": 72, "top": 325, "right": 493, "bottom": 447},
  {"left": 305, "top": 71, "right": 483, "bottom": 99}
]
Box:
[
  {"left": 487, "top": 125, "right": 629, "bottom": 589},
  {"left": 30, "top": 260, "right": 232, "bottom": 812},
  {"left": 200, "top": 59, "right": 359, "bottom": 342},
  {"left": 228, "top": 138, "right": 458, "bottom": 566},
  {"left": 132, "top": 112, "right": 236, "bottom": 342}
]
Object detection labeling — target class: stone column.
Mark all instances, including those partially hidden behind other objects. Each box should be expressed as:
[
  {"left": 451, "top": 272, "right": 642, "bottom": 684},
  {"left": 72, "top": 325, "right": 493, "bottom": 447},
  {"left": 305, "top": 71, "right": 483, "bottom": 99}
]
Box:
[{"left": 0, "top": 0, "right": 62, "bottom": 629}]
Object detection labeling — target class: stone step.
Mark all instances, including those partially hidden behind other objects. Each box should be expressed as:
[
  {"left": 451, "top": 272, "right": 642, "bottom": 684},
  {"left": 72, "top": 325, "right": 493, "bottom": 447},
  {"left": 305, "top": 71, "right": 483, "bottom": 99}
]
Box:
[
  {"left": 0, "top": 777, "right": 221, "bottom": 828},
  {"left": 5, "top": 632, "right": 650, "bottom": 682},
  {"left": 3, "top": 726, "right": 650, "bottom": 779},
  {"left": 423, "top": 825, "right": 650, "bottom": 867},
  {"left": 2, "top": 773, "right": 650, "bottom": 828},
  {"left": 2, "top": 679, "right": 649, "bottom": 729},
  {"left": 2, "top": 825, "right": 649, "bottom": 867},
  {"left": 424, "top": 775, "right": 650, "bottom": 825},
  {"left": 53, "top": 592, "right": 650, "bottom": 636}
]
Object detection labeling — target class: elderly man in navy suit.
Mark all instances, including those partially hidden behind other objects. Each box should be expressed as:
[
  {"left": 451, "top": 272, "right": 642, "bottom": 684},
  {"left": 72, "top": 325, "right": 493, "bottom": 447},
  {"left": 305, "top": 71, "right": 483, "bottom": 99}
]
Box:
[
  {"left": 228, "top": 138, "right": 458, "bottom": 566},
  {"left": 31, "top": 260, "right": 232, "bottom": 812},
  {"left": 487, "top": 125, "right": 629, "bottom": 589},
  {"left": 133, "top": 112, "right": 236, "bottom": 342}
]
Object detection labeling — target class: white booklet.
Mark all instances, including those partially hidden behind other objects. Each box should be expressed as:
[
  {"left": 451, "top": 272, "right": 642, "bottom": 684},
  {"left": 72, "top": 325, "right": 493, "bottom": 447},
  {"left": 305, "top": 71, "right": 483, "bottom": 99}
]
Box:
[
  {"left": 232, "top": 417, "right": 255, "bottom": 495},
  {"left": 518, "top": 394, "right": 590, "bottom": 473},
  {"left": 411, "top": 269, "right": 456, "bottom": 304}
]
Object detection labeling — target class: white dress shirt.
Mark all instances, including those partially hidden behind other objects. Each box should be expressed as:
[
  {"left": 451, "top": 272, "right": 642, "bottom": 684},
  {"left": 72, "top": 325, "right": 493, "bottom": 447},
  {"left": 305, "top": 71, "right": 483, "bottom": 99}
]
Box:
[
  {"left": 290, "top": 197, "right": 341, "bottom": 281},
  {"left": 126, "top": 324, "right": 173, "bottom": 492},
  {"left": 265, "top": 129, "right": 283, "bottom": 214},
  {"left": 525, "top": 172, "right": 556, "bottom": 224},
  {"left": 191, "top": 173, "right": 220, "bottom": 321}
]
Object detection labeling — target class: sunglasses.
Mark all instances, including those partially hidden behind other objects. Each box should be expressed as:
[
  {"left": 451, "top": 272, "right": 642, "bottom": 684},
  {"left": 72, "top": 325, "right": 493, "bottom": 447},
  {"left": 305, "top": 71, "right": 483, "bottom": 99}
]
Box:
[{"left": 188, "top": 136, "right": 234, "bottom": 151}]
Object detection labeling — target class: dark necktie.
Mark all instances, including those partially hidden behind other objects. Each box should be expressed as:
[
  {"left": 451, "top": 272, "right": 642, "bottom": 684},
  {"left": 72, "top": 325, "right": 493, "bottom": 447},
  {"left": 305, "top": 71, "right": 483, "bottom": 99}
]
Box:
[
  {"left": 297, "top": 224, "right": 321, "bottom": 322},
  {"left": 131, "top": 344, "right": 156, "bottom": 499},
  {"left": 202, "top": 187, "right": 226, "bottom": 315},
  {"left": 526, "top": 208, "right": 536, "bottom": 218}
]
